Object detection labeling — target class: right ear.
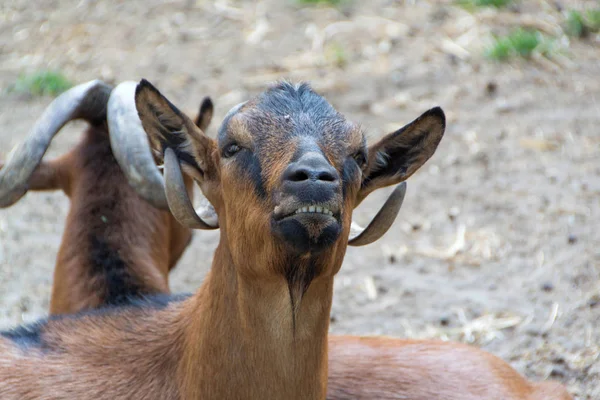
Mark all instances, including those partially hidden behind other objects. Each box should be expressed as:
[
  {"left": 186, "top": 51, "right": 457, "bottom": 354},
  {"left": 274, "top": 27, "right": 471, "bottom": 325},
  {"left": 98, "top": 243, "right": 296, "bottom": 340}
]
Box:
[
  {"left": 134, "top": 79, "right": 218, "bottom": 186},
  {"left": 195, "top": 97, "right": 214, "bottom": 132},
  {"left": 0, "top": 158, "right": 66, "bottom": 193},
  {"left": 356, "top": 107, "right": 445, "bottom": 205},
  {"left": 26, "top": 159, "right": 69, "bottom": 192}
]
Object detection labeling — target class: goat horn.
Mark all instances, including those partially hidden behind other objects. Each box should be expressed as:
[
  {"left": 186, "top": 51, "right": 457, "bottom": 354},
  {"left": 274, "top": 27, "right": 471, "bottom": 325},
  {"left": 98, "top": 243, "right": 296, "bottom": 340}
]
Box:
[
  {"left": 107, "top": 81, "right": 168, "bottom": 210},
  {"left": 163, "top": 148, "right": 218, "bottom": 230},
  {"left": 0, "top": 80, "right": 112, "bottom": 208},
  {"left": 348, "top": 182, "right": 407, "bottom": 246}
]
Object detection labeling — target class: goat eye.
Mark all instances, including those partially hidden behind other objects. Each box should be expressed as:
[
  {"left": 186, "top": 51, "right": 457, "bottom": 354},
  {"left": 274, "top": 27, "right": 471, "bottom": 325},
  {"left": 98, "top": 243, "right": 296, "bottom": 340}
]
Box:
[
  {"left": 352, "top": 150, "right": 367, "bottom": 169},
  {"left": 223, "top": 143, "right": 241, "bottom": 158}
]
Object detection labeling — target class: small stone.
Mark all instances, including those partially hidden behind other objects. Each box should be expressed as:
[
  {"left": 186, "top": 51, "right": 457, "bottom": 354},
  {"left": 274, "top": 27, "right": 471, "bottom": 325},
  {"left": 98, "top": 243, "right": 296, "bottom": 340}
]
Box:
[
  {"left": 388, "top": 254, "right": 397, "bottom": 264},
  {"left": 552, "top": 356, "right": 566, "bottom": 364},
  {"left": 549, "top": 366, "right": 567, "bottom": 378},
  {"left": 157, "top": 63, "right": 168, "bottom": 74},
  {"left": 525, "top": 327, "right": 542, "bottom": 336},
  {"left": 541, "top": 282, "right": 554, "bottom": 292},
  {"left": 448, "top": 207, "right": 460, "bottom": 221},
  {"left": 439, "top": 315, "right": 450, "bottom": 326},
  {"left": 567, "top": 234, "right": 577, "bottom": 245},
  {"left": 19, "top": 298, "right": 30, "bottom": 313},
  {"left": 485, "top": 81, "right": 497, "bottom": 96}
]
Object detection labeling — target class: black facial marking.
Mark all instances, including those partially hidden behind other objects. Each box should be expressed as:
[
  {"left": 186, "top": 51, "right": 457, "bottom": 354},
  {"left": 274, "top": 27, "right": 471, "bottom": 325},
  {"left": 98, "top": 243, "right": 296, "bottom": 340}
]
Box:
[
  {"left": 235, "top": 149, "right": 266, "bottom": 199},
  {"left": 341, "top": 157, "right": 361, "bottom": 199},
  {"left": 89, "top": 235, "right": 146, "bottom": 306}
]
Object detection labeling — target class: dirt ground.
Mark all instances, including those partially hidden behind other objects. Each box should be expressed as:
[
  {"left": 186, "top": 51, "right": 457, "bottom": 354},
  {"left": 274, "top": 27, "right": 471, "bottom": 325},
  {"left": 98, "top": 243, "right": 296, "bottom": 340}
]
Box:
[{"left": 0, "top": 0, "right": 598, "bottom": 398}]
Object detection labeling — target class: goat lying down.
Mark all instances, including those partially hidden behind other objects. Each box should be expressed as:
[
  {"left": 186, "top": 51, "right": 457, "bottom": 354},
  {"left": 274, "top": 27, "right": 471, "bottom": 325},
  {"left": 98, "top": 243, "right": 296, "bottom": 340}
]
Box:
[
  {"left": 0, "top": 80, "right": 571, "bottom": 400},
  {"left": 0, "top": 81, "right": 213, "bottom": 314}
]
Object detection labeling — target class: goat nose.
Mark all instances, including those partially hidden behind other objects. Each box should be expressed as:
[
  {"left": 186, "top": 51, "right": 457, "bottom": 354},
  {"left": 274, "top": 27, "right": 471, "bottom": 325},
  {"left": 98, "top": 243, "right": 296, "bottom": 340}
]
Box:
[{"left": 283, "top": 153, "right": 338, "bottom": 184}]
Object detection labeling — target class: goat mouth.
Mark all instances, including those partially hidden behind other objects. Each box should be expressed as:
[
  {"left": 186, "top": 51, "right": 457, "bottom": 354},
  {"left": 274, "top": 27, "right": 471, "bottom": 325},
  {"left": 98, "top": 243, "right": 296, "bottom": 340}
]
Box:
[
  {"left": 272, "top": 203, "right": 342, "bottom": 254},
  {"left": 273, "top": 203, "right": 340, "bottom": 222}
]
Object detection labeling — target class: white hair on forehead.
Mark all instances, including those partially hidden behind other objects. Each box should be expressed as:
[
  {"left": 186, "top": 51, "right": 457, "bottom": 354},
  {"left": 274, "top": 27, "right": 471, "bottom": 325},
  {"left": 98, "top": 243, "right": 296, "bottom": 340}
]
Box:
[
  {"left": 224, "top": 101, "right": 247, "bottom": 120},
  {"left": 218, "top": 101, "right": 247, "bottom": 134}
]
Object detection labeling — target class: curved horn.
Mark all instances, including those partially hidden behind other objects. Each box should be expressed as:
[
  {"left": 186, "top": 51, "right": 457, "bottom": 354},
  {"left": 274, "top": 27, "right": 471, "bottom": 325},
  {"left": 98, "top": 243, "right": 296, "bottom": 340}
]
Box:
[
  {"left": 0, "top": 80, "right": 112, "bottom": 208},
  {"left": 107, "top": 81, "right": 168, "bottom": 210},
  {"left": 348, "top": 182, "right": 407, "bottom": 246},
  {"left": 163, "top": 148, "right": 218, "bottom": 230}
]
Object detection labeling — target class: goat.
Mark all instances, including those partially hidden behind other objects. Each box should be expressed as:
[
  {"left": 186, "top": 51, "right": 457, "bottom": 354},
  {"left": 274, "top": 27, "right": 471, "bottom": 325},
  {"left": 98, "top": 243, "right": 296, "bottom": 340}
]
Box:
[
  {"left": 0, "top": 80, "right": 213, "bottom": 314},
  {"left": 0, "top": 79, "right": 571, "bottom": 400}
]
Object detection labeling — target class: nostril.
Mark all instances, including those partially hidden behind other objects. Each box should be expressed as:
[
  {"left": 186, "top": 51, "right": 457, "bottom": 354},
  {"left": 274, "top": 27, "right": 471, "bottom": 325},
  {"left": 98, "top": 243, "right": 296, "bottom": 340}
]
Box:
[
  {"left": 317, "top": 170, "right": 337, "bottom": 182},
  {"left": 288, "top": 169, "right": 310, "bottom": 182}
]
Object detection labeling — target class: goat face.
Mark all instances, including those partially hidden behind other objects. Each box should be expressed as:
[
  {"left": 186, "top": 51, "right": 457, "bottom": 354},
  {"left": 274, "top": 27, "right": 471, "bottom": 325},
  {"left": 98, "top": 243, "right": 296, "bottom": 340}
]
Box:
[
  {"left": 135, "top": 80, "right": 445, "bottom": 279},
  {"left": 219, "top": 83, "right": 362, "bottom": 256}
]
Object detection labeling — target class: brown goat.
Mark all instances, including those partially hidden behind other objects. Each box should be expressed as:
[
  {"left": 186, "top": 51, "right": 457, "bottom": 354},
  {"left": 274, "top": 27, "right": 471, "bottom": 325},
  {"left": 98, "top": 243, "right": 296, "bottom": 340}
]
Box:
[
  {"left": 0, "top": 80, "right": 571, "bottom": 400},
  {"left": 0, "top": 80, "right": 212, "bottom": 314},
  {"left": 327, "top": 336, "right": 572, "bottom": 400}
]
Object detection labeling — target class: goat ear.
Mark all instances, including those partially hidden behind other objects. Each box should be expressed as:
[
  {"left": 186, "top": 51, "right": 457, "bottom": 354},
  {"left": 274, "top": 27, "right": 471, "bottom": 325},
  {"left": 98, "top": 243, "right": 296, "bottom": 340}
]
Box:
[
  {"left": 26, "top": 159, "right": 68, "bottom": 192},
  {"left": 195, "top": 97, "right": 214, "bottom": 132},
  {"left": 135, "top": 79, "right": 217, "bottom": 183},
  {"left": 357, "top": 107, "right": 445, "bottom": 204},
  {"left": 0, "top": 159, "right": 65, "bottom": 193}
]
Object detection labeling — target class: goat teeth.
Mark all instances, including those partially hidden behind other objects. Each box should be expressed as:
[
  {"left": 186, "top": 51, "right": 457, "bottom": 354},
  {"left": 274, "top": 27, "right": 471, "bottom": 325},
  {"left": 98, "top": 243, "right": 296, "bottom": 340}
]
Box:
[{"left": 291, "top": 206, "right": 335, "bottom": 216}]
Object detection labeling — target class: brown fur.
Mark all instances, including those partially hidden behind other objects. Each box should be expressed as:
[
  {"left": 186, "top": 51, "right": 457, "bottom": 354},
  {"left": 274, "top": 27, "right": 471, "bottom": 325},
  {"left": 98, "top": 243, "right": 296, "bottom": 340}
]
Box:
[
  {"left": 48, "top": 125, "right": 193, "bottom": 313},
  {"left": 0, "top": 301, "right": 186, "bottom": 399},
  {"left": 327, "top": 336, "right": 572, "bottom": 400}
]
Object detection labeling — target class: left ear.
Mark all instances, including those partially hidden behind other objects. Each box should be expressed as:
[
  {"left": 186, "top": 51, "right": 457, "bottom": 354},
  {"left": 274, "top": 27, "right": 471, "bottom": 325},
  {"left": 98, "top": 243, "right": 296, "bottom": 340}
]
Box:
[
  {"left": 135, "top": 79, "right": 218, "bottom": 185},
  {"left": 357, "top": 107, "right": 445, "bottom": 204}
]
